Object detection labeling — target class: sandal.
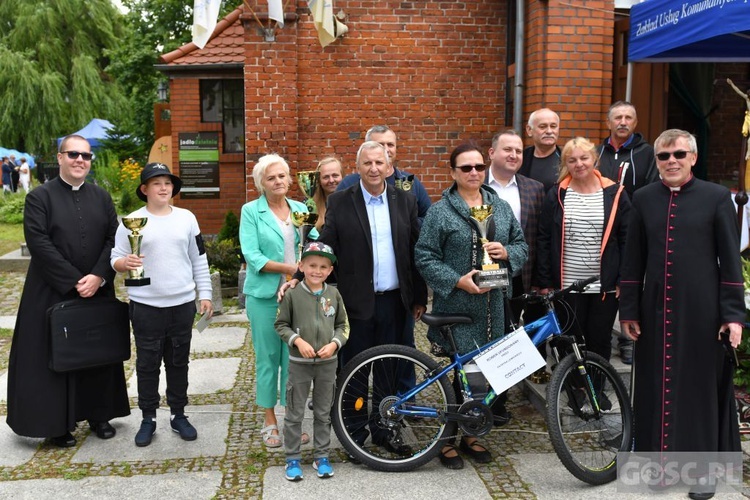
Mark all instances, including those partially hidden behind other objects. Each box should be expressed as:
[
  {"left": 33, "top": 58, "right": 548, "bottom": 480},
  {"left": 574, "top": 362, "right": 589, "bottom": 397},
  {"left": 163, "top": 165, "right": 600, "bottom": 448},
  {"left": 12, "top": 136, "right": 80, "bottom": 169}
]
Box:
[
  {"left": 438, "top": 444, "right": 464, "bottom": 470},
  {"left": 301, "top": 432, "right": 310, "bottom": 445},
  {"left": 459, "top": 438, "right": 492, "bottom": 463},
  {"left": 261, "top": 424, "right": 282, "bottom": 448}
]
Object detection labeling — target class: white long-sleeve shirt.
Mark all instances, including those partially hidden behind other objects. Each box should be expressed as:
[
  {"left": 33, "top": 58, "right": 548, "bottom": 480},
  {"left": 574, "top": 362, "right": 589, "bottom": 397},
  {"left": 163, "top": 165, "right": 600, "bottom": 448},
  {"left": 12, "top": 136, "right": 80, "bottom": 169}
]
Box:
[{"left": 111, "top": 206, "right": 212, "bottom": 307}]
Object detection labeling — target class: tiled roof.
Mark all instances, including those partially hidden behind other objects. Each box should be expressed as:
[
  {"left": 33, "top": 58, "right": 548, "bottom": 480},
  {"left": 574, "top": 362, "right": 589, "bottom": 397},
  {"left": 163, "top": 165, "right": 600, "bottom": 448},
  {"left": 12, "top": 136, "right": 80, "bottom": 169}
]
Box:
[{"left": 160, "top": 7, "right": 244, "bottom": 66}]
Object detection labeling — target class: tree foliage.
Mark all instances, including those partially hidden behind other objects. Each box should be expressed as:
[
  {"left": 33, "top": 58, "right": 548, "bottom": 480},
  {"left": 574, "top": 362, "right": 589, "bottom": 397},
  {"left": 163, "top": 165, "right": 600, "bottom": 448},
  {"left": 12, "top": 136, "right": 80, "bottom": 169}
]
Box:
[
  {"left": 106, "top": 0, "right": 235, "bottom": 156},
  {"left": 0, "top": 0, "right": 127, "bottom": 156}
]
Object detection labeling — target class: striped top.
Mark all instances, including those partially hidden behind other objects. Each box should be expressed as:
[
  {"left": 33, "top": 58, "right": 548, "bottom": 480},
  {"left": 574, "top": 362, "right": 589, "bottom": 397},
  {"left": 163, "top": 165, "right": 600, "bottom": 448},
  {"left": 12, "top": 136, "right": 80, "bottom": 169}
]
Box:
[{"left": 562, "top": 188, "right": 603, "bottom": 293}]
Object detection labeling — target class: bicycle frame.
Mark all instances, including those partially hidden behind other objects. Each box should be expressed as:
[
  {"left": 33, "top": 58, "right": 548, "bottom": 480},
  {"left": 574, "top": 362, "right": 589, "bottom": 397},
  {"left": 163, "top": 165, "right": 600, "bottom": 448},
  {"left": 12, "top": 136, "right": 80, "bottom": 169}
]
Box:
[
  {"left": 389, "top": 290, "right": 607, "bottom": 421},
  {"left": 389, "top": 308, "right": 566, "bottom": 420}
]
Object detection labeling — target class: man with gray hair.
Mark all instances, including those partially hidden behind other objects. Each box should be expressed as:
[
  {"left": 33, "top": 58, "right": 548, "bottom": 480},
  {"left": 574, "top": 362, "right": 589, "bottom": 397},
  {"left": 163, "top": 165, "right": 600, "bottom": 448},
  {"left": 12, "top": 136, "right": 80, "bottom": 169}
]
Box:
[
  {"left": 597, "top": 101, "right": 658, "bottom": 364},
  {"left": 597, "top": 101, "right": 657, "bottom": 198},
  {"left": 518, "top": 108, "right": 561, "bottom": 192},
  {"left": 337, "top": 125, "right": 431, "bottom": 223},
  {"left": 295, "top": 141, "right": 427, "bottom": 459},
  {"left": 620, "top": 129, "right": 743, "bottom": 498}
]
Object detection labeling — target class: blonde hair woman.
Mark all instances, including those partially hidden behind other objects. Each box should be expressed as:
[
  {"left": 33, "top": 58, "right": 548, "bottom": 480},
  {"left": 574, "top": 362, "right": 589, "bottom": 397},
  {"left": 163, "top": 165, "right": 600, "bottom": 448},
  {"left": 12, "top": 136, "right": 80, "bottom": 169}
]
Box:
[
  {"left": 312, "top": 156, "right": 343, "bottom": 231},
  {"left": 535, "top": 137, "right": 630, "bottom": 366}
]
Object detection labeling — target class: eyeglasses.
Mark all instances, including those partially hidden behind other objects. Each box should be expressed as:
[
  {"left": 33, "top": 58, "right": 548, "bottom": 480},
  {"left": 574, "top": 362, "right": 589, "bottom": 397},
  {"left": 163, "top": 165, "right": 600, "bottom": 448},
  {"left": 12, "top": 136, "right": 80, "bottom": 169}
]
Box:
[
  {"left": 454, "top": 164, "right": 486, "bottom": 173},
  {"left": 61, "top": 151, "right": 95, "bottom": 161},
  {"left": 655, "top": 150, "right": 689, "bottom": 161}
]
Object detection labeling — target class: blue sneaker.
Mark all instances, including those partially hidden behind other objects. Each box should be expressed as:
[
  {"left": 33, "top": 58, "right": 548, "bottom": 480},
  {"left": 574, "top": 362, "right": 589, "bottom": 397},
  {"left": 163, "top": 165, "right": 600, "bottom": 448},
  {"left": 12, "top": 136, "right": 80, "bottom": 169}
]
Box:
[
  {"left": 285, "top": 459, "right": 303, "bottom": 481},
  {"left": 313, "top": 457, "right": 334, "bottom": 478}
]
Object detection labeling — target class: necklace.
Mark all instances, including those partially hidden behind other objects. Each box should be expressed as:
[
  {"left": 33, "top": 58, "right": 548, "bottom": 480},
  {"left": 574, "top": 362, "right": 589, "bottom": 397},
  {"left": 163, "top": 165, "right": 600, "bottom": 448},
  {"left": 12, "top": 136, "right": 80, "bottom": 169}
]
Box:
[
  {"left": 269, "top": 202, "right": 291, "bottom": 224},
  {"left": 273, "top": 211, "right": 290, "bottom": 225}
]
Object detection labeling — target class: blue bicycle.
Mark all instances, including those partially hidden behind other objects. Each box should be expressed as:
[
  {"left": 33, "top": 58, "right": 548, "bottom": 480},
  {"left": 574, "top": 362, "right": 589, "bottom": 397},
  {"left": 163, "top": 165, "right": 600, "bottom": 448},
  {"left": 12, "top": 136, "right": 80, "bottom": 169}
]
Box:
[{"left": 332, "top": 276, "right": 633, "bottom": 484}]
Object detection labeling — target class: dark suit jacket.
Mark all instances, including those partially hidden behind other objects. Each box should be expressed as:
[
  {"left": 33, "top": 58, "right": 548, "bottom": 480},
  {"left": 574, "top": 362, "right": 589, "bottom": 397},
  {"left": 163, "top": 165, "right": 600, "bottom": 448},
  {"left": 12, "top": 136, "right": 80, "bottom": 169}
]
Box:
[
  {"left": 318, "top": 183, "right": 428, "bottom": 320},
  {"left": 515, "top": 174, "right": 545, "bottom": 292}
]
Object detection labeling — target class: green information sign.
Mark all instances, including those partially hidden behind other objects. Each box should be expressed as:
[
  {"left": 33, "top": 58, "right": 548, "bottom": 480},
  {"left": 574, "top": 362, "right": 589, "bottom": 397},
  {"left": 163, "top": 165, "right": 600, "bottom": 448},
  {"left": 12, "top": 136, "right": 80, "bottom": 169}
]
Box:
[{"left": 178, "top": 132, "right": 220, "bottom": 199}]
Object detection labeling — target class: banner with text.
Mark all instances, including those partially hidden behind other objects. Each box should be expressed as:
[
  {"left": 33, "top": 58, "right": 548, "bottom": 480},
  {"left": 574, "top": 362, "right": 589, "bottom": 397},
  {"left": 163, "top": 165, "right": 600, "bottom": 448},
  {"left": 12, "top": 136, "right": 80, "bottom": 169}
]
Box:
[{"left": 629, "top": 0, "right": 750, "bottom": 62}]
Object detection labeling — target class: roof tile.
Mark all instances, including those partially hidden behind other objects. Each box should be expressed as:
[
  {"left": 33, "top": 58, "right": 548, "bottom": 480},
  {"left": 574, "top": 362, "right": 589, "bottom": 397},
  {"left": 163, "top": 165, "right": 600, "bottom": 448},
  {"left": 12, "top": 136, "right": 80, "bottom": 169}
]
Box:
[{"left": 160, "top": 7, "right": 243, "bottom": 66}]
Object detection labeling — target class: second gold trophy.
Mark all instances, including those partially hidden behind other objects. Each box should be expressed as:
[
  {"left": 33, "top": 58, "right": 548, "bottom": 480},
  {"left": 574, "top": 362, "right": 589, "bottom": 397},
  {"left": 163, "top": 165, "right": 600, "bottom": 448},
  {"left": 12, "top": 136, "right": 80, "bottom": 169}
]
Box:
[{"left": 291, "top": 171, "right": 319, "bottom": 258}]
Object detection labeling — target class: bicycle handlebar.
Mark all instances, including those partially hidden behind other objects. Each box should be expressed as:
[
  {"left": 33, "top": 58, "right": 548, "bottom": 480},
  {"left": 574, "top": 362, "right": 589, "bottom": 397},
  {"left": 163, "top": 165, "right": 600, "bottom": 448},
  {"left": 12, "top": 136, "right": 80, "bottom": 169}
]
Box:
[{"left": 518, "top": 275, "right": 600, "bottom": 304}]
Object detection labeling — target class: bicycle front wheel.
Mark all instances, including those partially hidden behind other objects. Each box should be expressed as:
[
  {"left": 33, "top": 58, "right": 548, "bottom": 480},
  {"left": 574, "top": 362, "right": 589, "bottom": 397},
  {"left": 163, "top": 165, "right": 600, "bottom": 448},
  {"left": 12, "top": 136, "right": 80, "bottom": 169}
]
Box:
[
  {"left": 332, "top": 344, "right": 457, "bottom": 472},
  {"left": 546, "top": 351, "right": 633, "bottom": 485}
]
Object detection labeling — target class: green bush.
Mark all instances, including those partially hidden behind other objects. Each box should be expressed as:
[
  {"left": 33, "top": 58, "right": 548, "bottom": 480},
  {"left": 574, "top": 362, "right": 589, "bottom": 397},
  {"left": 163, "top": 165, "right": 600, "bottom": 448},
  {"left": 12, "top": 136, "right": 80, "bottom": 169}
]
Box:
[
  {"left": 0, "top": 192, "right": 26, "bottom": 224},
  {"left": 117, "top": 185, "right": 144, "bottom": 215},
  {"left": 93, "top": 150, "right": 123, "bottom": 193},
  {"left": 217, "top": 211, "right": 240, "bottom": 245},
  {"left": 205, "top": 238, "right": 242, "bottom": 288}
]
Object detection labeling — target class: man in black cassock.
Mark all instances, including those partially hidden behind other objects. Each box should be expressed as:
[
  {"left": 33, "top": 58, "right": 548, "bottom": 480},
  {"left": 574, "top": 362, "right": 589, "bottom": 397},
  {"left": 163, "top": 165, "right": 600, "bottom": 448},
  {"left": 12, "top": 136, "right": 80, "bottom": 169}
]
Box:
[
  {"left": 620, "top": 129, "right": 744, "bottom": 499},
  {"left": 6, "top": 135, "right": 130, "bottom": 447}
]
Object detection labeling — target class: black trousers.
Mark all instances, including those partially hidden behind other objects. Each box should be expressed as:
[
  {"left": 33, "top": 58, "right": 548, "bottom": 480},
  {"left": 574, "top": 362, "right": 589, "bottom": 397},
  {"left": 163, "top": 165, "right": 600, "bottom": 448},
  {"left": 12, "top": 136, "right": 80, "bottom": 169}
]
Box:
[
  {"left": 130, "top": 300, "right": 196, "bottom": 417},
  {"left": 340, "top": 290, "right": 407, "bottom": 445},
  {"left": 555, "top": 292, "right": 618, "bottom": 361}
]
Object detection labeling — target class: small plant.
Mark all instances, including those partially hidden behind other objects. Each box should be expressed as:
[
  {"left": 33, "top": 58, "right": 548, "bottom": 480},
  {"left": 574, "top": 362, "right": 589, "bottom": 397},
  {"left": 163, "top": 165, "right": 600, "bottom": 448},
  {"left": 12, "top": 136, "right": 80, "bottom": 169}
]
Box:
[
  {"left": 206, "top": 238, "right": 242, "bottom": 288},
  {"left": 217, "top": 211, "right": 240, "bottom": 245}
]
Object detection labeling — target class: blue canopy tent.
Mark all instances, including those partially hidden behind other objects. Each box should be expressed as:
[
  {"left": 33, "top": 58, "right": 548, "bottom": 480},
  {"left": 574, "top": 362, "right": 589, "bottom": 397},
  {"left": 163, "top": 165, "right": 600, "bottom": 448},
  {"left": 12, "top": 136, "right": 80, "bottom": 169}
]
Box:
[
  {"left": 56, "top": 118, "right": 114, "bottom": 149},
  {"left": 629, "top": 0, "right": 750, "bottom": 62}
]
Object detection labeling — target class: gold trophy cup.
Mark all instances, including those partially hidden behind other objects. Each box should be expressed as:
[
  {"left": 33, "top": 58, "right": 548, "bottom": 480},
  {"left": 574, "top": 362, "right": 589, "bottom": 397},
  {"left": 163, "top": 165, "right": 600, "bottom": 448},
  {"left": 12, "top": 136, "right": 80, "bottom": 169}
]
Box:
[
  {"left": 292, "top": 171, "right": 320, "bottom": 259},
  {"left": 296, "top": 171, "right": 320, "bottom": 213},
  {"left": 291, "top": 212, "right": 319, "bottom": 259},
  {"left": 122, "top": 217, "right": 151, "bottom": 286},
  {"left": 469, "top": 205, "right": 509, "bottom": 289}
]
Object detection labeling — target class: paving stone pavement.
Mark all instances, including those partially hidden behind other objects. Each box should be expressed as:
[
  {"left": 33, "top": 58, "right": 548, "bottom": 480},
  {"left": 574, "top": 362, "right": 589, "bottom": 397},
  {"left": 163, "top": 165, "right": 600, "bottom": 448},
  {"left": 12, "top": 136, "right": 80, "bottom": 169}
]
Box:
[{"left": 0, "top": 270, "right": 748, "bottom": 499}]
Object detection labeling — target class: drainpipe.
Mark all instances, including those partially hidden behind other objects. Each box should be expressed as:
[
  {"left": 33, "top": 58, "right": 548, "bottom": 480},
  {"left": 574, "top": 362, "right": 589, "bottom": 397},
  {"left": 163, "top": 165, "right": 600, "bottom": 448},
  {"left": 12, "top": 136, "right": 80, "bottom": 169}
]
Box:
[
  {"left": 513, "top": 0, "right": 525, "bottom": 133},
  {"left": 626, "top": 62, "right": 633, "bottom": 101}
]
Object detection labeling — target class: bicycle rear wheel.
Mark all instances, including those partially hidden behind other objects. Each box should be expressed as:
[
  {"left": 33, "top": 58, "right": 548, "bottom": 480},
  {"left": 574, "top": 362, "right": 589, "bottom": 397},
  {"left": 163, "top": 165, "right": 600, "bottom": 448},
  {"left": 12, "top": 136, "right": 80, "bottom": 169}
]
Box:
[
  {"left": 332, "top": 344, "right": 457, "bottom": 472},
  {"left": 546, "top": 351, "right": 633, "bottom": 485}
]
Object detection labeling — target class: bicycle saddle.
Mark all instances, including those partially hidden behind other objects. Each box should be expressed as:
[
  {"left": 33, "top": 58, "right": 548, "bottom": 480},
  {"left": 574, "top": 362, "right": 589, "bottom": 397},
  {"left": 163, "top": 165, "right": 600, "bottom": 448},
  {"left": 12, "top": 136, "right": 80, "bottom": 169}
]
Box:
[{"left": 421, "top": 313, "right": 472, "bottom": 327}]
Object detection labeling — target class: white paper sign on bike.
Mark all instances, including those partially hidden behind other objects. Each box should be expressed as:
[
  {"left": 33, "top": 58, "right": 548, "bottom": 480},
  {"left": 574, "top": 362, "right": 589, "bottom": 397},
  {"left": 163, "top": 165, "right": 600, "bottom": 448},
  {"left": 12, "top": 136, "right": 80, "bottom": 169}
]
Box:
[{"left": 473, "top": 327, "right": 546, "bottom": 395}]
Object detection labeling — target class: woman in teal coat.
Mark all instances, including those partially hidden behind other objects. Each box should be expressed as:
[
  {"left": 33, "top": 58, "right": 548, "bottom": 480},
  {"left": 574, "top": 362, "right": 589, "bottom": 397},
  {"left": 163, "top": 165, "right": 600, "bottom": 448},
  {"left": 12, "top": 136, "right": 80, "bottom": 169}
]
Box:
[
  {"left": 415, "top": 142, "right": 527, "bottom": 469},
  {"left": 240, "top": 154, "right": 317, "bottom": 448}
]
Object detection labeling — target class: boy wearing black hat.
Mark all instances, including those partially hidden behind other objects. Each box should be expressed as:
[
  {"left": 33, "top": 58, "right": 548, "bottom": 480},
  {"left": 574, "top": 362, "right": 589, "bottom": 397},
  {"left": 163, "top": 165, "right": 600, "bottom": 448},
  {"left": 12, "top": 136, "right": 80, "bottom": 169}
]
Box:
[
  {"left": 274, "top": 241, "right": 349, "bottom": 481},
  {"left": 111, "top": 163, "right": 213, "bottom": 447}
]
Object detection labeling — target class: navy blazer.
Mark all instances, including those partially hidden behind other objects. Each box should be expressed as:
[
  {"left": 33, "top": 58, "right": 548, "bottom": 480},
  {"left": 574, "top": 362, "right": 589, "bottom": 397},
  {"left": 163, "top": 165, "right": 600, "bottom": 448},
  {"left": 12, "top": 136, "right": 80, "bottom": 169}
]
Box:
[{"left": 318, "top": 183, "right": 427, "bottom": 320}]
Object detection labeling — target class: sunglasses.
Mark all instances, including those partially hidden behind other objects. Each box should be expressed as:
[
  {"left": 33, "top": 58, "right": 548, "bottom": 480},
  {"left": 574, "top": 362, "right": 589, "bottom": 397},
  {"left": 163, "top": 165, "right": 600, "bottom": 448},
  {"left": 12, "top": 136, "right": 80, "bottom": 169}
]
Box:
[
  {"left": 655, "top": 150, "right": 689, "bottom": 161},
  {"left": 61, "top": 151, "right": 95, "bottom": 161},
  {"left": 454, "top": 163, "right": 487, "bottom": 173}
]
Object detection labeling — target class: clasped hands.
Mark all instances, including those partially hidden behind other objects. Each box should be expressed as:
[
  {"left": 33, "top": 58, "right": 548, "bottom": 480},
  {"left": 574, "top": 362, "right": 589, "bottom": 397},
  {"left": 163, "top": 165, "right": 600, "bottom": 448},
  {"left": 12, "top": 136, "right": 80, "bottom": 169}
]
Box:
[{"left": 294, "top": 337, "right": 337, "bottom": 359}]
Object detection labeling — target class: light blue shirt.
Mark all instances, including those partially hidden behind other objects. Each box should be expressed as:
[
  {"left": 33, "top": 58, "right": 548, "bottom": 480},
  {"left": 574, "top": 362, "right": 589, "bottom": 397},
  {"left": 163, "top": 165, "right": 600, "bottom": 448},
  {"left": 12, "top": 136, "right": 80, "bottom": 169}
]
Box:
[{"left": 360, "top": 181, "right": 399, "bottom": 292}]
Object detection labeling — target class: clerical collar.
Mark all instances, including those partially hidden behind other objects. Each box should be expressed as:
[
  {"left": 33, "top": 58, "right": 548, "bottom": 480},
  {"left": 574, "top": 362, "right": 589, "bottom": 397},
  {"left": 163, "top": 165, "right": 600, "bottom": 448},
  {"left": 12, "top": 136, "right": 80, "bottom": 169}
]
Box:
[
  {"left": 59, "top": 176, "right": 85, "bottom": 191},
  {"left": 663, "top": 174, "right": 693, "bottom": 192}
]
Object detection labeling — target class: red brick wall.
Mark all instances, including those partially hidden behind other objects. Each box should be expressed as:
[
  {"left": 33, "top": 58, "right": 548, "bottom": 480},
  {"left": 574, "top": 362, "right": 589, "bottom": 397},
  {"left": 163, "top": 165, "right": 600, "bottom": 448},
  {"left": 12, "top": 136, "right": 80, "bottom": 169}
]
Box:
[
  {"left": 242, "top": 0, "right": 511, "bottom": 201},
  {"left": 525, "top": 0, "right": 614, "bottom": 143},
  {"left": 169, "top": 78, "right": 246, "bottom": 235},
  {"left": 169, "top": 1, "right": 619, "bottom": 232}
]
